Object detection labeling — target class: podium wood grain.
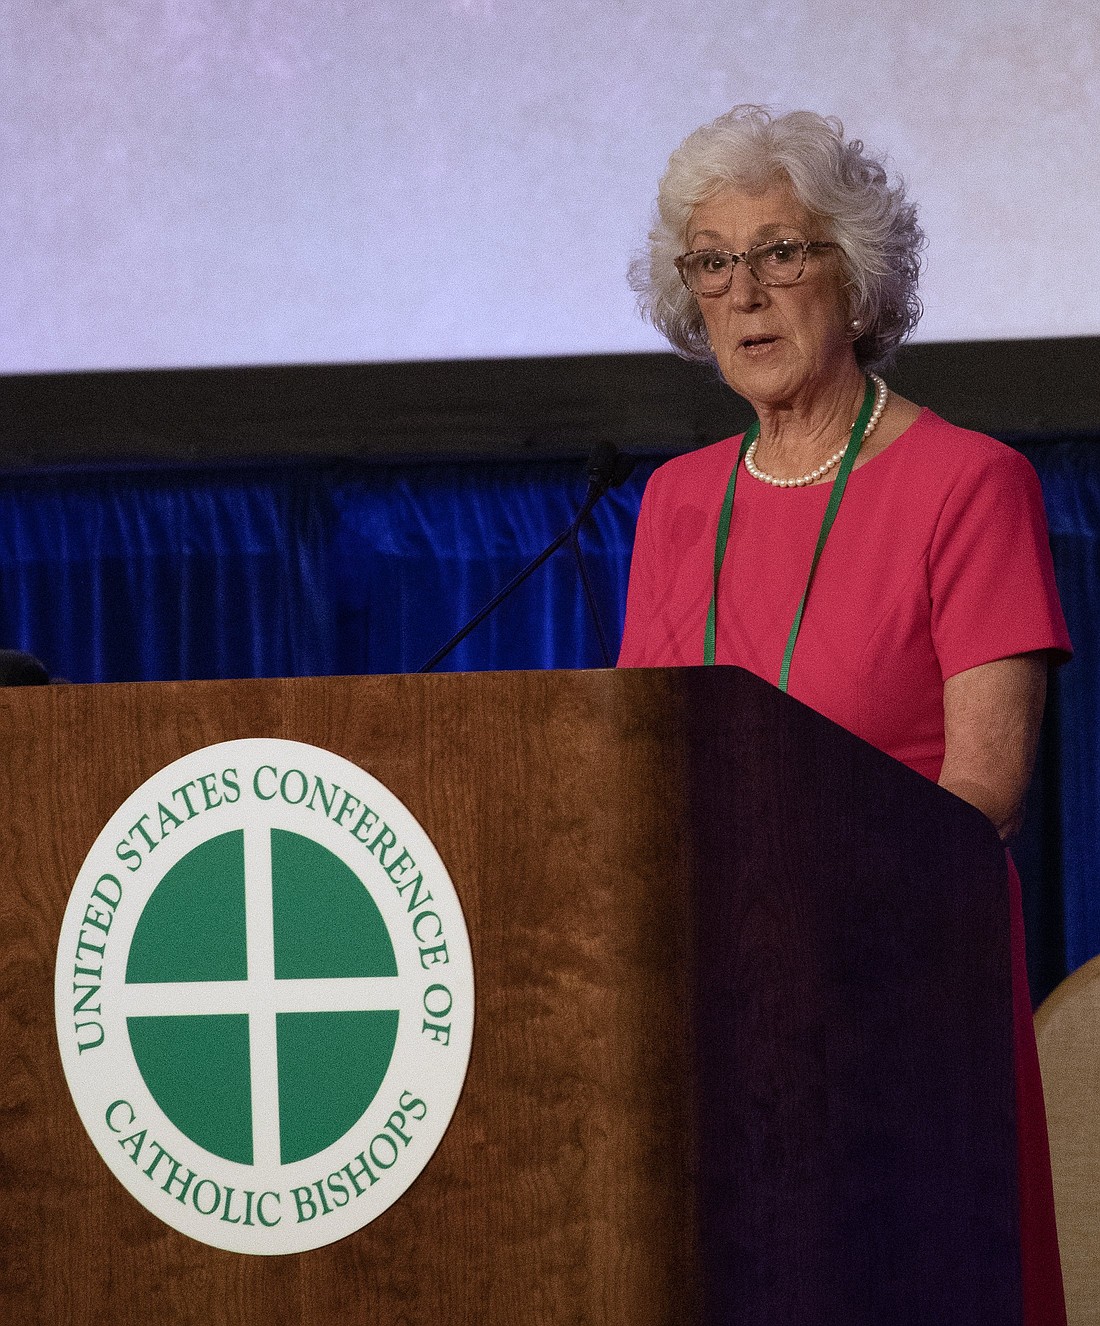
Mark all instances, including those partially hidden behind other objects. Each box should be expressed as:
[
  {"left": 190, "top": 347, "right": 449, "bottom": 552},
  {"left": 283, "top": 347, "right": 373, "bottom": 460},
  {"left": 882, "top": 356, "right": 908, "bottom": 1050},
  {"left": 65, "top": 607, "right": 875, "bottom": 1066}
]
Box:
[{"left": 0, "top": 668, "right": 1018, "bottom": 1325}]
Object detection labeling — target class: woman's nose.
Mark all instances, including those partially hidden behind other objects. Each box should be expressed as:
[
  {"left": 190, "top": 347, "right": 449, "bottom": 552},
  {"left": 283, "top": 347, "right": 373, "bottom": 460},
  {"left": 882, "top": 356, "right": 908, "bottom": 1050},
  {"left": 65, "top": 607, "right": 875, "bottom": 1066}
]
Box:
[{"left": 727, "top": 259, "right": 766, "bottom": 310}]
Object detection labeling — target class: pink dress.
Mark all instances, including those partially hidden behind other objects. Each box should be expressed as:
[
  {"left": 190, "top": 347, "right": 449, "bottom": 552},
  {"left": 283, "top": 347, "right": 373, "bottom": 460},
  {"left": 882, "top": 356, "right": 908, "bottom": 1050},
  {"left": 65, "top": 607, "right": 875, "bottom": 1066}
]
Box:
[{"left": 619, "top": 408, "right": 1072, "bottom": 1325}]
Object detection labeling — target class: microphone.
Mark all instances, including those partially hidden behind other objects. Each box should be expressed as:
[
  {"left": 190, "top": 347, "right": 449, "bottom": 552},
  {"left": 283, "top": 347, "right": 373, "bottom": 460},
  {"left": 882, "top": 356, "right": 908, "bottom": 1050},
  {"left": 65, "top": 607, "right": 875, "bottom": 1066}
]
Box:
[
  {"left": 0, "top": 650, "right": 50, "bottom": 685},
  {"left": 569, "top": 444, "right": 636, "bottom": 666},
  {"left": 418, "top": 444, "right": 636, "bottom": 674}
]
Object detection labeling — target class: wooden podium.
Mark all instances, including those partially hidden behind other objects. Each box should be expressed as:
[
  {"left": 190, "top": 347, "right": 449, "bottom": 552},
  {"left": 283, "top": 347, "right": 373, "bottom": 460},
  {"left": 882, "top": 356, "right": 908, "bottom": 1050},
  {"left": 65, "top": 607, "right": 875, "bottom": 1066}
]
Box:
[{"left": 0, "top": 667, "right": 1019, "bottom": 1324}]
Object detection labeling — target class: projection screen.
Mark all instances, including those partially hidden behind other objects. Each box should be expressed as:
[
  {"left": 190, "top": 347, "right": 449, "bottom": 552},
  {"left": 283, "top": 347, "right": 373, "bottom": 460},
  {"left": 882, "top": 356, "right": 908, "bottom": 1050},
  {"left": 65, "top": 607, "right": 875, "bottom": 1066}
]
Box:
[{"left": 2, "top": 0, "right": 1098, "bottom": 374}]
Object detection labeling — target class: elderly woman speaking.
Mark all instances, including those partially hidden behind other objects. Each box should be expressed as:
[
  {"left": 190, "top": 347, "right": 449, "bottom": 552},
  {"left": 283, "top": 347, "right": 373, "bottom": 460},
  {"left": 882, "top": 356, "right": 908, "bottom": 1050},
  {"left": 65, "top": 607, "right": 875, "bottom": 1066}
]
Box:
[{"left": 618, "top": 107, "right": 1070, "bottom": 1324}]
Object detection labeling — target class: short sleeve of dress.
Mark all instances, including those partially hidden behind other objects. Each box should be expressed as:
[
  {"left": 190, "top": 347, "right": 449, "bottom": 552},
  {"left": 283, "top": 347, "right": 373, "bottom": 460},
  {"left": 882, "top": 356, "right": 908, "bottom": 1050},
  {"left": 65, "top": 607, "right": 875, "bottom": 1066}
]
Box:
[{"left": 928, "top": 446, "right": 1071, "bottom": 680}]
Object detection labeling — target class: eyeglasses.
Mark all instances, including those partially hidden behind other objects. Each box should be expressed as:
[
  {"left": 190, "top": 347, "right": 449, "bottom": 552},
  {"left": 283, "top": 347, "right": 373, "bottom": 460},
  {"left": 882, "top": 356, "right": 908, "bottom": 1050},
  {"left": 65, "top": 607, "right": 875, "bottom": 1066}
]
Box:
[{"left": 674, "top": 239, "right": 839, "bottom": 296}]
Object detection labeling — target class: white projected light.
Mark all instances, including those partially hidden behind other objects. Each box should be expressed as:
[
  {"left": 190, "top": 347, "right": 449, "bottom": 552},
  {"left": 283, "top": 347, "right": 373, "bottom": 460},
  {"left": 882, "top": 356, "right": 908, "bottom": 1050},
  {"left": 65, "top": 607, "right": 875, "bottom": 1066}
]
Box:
[{"left": 2, "top": 0, "right": 1098, "bottom": 373}]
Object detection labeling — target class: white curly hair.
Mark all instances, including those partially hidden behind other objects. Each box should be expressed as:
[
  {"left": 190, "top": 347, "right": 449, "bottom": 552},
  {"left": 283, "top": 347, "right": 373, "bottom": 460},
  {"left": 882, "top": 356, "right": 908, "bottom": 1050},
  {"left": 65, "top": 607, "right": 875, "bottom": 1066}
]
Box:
[{"left": 630, "top": 106, "right": 925, "bottom": 370}]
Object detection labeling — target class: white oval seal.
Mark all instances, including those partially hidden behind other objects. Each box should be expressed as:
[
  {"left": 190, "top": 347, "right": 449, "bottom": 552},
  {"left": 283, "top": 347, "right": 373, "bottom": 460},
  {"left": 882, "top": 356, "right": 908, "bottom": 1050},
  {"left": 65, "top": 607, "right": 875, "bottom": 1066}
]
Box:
[{"left": 55, "top": 738, "right": 474, "bottom": 1254}]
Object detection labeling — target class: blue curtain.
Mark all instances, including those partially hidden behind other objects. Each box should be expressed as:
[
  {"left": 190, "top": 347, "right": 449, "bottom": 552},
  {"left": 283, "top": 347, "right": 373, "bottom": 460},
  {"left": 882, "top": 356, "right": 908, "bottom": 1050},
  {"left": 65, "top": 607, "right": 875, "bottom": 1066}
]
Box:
[
  {"left": 0, "top": 462, "right": 337, "bottom": 682},
  {"left": 1013, "top": 442, "right": 1100, "bottom": 1001},
  {"left": 325, "top": 459, "right": 655, "bottom": 674},
  {"left": 0, "top": 444, "right": 1096, "bottom": 1003}
]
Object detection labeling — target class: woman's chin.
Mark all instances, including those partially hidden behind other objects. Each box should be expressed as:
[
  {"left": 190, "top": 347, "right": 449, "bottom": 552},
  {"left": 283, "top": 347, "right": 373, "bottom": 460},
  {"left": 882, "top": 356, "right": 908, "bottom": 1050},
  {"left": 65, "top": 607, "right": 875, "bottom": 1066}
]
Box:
[{"left": 720, "top": 352, "right": 799, "bottom": 405}]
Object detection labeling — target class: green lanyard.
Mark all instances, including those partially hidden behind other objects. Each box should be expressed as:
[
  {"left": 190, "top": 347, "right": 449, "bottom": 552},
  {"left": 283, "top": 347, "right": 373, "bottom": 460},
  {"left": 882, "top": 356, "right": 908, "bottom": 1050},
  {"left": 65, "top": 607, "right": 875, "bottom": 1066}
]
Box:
[{"left": 704, "top": 377, "right": 877, "bottom": 690}]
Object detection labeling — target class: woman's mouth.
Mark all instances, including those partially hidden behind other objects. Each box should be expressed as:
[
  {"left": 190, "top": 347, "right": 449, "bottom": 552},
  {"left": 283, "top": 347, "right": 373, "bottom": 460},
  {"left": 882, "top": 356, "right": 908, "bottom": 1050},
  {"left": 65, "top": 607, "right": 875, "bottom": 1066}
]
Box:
[{"left": 738, "top": 335, "right": 780, "bottom": 355}]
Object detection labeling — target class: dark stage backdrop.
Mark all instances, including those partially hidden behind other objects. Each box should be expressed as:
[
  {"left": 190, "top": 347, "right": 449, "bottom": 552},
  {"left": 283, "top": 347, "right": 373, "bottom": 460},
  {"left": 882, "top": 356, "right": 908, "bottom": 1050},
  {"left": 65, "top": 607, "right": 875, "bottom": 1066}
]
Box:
[{"left": 0, "top": 440, "right": 1097, "bottom": 1006}]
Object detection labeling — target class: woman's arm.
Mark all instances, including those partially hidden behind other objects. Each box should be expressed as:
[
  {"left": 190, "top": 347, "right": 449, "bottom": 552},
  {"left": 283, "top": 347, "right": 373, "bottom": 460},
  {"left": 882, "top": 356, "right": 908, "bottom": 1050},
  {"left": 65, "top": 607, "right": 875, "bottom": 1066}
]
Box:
[{"left": 939, "top": 653, "right": 1048, "bottom": 840}]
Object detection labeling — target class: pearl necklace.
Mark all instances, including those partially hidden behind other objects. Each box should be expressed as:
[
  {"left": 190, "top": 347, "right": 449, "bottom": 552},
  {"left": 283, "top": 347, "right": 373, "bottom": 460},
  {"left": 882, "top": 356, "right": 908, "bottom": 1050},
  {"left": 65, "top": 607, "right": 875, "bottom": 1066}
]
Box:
[{"left": 744, "top": 372, "right": 889, "bottom": 488}]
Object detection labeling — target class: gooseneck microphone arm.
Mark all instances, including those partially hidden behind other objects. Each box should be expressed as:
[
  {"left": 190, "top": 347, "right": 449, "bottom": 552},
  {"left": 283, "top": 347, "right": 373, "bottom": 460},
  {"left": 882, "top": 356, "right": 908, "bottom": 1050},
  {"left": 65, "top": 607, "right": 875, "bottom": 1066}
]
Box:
[
  {"left": 417, "top": 445, "right": 634, "bottom": 674},
  {"left": 569, "top": 520, "right": 613, "bottom": 668}
]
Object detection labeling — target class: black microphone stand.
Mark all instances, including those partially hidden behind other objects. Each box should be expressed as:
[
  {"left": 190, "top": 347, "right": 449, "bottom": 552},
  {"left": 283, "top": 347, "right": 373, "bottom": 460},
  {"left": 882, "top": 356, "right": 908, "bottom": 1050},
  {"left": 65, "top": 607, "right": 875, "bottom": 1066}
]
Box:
[
  {"left": 568, "top": 521, "right": 613, "bottom": 667},
  {"left": 418, "top": 446, "right": 633, "bottom": 674}
]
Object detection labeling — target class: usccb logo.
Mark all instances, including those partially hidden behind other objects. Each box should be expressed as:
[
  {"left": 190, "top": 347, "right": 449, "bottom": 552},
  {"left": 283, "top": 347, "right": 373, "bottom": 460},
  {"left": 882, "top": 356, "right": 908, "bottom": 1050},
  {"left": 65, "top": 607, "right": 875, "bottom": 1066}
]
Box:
[{"left": 54, "top": 739, "right": 474, "bottom": 1255}]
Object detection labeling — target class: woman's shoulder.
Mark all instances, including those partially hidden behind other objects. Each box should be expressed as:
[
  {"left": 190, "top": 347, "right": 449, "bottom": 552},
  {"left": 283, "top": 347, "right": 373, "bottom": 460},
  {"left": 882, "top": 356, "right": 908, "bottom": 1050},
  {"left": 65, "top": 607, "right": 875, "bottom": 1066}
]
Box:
[
  {"left": 888, "top": 409, "right": 1041, "bottom": 496},
  {"left": 642, "top": 434, "right": 744, "bottom": 502},
  {"left": 904, "top": 409, "right": 1033, "bottom": 470}
]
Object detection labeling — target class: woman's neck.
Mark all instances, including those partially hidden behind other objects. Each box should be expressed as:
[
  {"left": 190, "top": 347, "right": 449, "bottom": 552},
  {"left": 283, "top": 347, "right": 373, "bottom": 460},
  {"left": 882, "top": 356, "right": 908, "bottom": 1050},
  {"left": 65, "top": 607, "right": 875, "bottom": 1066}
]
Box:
[{"left": 752, "top": 365, "right": 867, "bottom": 478}]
